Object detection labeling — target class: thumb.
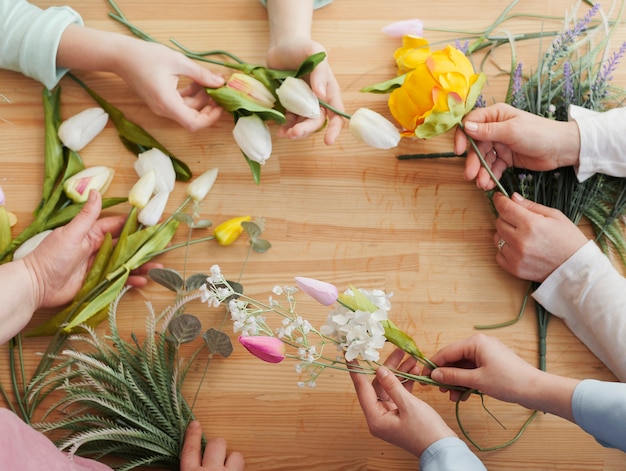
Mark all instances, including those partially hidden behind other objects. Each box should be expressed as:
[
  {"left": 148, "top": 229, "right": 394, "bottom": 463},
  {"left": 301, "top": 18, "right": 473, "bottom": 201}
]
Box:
[
  {"left": 431, "top": 367, "right": 478, "bottom": 390},
  {"left": 463, "top": 119, "right": 510, "bottom": 145},
  {"left": 183, "top": 60, "right": 225, "bottom": 88},
  {"left": 67, "top": 190, "right": 102, "bottom": 236},
  {"left": 509, "top": 192, "right": 555, "bottom": 217}
]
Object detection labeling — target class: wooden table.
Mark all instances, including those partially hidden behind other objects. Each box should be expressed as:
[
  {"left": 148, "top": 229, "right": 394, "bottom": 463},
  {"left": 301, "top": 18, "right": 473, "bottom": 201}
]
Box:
[{"left": 1, "top": 0, "right": 625, "bottom": 469}]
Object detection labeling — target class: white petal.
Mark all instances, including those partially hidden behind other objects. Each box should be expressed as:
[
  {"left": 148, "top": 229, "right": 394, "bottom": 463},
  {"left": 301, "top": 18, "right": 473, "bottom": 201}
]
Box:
[
  {"left": 138, "top": 191, "right": 170, "bottom": 226},
  {"left": 58, "top": 107, "right": 109, "bottom": 151},
  {"left": 128, "top": 170, "right": 156, "bottom": 209},
  {"left": 232, "top": 115, "right": 272, "bottom": 164},
  {"left": 349, "top": 108, "right": 401, "bottom": 149},
  {"left": 13, "top": 230, "right": 53, "bottom": 260},
  {"left": 276, "top": 77, "right": 321, "bottom": 119},
  {"left": 187, "top": 168, "right": 219, "bottom": 202},
  {"left": 134, "top": 148, "right": 176, "bottom": 194}
]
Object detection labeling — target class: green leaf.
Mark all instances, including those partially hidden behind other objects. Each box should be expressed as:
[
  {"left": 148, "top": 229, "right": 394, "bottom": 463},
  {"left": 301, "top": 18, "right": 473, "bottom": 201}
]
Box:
[
  {"left": 202, "top": 328, "right": 233, "bottom": 357},
  {"left": 360, "top": 75, "right": 406, "bottom": 94},
  {"left": 205, "top": 87, "right": 286, "bottom": 124},
  {"left": 68, "top": 73, "right": 192, "bottom": 181},
  {"left": 381, "top": 319, "right": 424, "bottom": 359},
  {"left": 42, "top": 197, "right": 127, "bottom": 230},
  {"left": 241, "top": 221, "right": 262, "bottom": 239},
  {"left": 168, "top": 314, "right": 202, "bottom": 344},
  {"left": 41, "top": 87, "right": 64, "bottom": 203},
  {"left": 251, "top": 238, "right": 272, "bottom": 253},
  {"left": 148, "top": 267, "right": 184, "bottom": 292},
  {"left": 338, "top": 286, "right": 379, "bottom": 313},
  {"left": 293, "top": 51, "right": 327, "bottom": 78},
  {"left": 244, "top": 154, "right": 262, "bottom": 185},
  {"left": 185, "top": 273, "right": 210, "bottom": 291},
  {"left": 414, "top": 94, "right": 466, "bottom": 139}
]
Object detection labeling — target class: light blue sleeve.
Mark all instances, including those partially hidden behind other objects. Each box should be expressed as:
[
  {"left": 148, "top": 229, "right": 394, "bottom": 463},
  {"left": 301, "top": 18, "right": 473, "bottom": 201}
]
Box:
[
  {"left": 0, "top": 0, "right": 83, "bottom": 89},
  {"left": 572, "top": 379, "right": 626, "bottom": 452},
  {"left": 419, "top": 437, "right": 487, "bottom": 471},
  {"left": 259, "top": 0, "right": 333, "bottom": 9}
]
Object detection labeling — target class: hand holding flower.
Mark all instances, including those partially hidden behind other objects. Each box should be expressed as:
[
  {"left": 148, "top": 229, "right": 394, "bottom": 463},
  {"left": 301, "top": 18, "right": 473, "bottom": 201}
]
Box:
[
  {"left": 427, "top": 334, "right": 579, "bottom": 422},
  {"left": 349, "top": 348, "right": 458, "bottom": 459},
  {"left": 455, "top": 104, "right": 581, "bottom": 190},
  {"left": 180, "top": 421, "right": 245, "bottom": 471}
]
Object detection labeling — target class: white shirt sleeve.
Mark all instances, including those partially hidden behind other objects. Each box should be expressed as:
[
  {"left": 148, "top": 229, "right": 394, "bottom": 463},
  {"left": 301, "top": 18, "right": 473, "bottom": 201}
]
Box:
[
  {"left": 419, "top": 437, "right": 487, "bottom": 471},
  {"left": 0, "top": 0, "right": 83, "bottom": 89},
  {"left": 569, "top": 105, "right": 626, "bottom": 181},
  {"left": 532, "top": 241, "right": 626, "bottom": 381}
]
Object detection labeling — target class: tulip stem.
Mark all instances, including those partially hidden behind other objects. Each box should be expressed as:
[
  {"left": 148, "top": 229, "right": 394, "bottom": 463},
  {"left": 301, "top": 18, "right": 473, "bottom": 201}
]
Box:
[
  {"left": 459, "top": 123, "right": 509, "bottom": 198},
  {"left": 318, "top": 99, "right": 352, "bottom": 119}
]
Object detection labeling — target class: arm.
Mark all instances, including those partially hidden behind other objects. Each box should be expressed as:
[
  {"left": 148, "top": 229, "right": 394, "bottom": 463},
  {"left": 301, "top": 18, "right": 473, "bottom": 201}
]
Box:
[
  {"left": 429, "top": 334, "right": 580, "bottom": 421},
  {"left": 349, "top": 349, "right": 486, "bottom": 470},
  {"left": 569, "top": 105, "right": 626, "bottom": 181},
  {"left": 265, "top": 0, "right": 344, "bottom": 144},
  {"left": 533, "top": 241, "right": 626, "bottom": 381},
  {"left": 0, "top": 0, "right": 82, "bottom": 89}
]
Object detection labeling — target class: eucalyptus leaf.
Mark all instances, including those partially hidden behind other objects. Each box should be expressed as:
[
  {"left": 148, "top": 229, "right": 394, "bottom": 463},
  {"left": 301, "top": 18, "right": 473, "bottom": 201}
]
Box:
[
  {"left": 241, "top": 221, "right": 261, "bottom": 239},
  {"left": 168, "top": 314, "right": 202, "bottom": 345},
  {"left": 148, "top": 268, "right": 184, "bottom": 292},
  {"left": 173, "top": 213, "right": 194, "bottom": 225},
  {"left": 251, "top": 239, "right": 272, "bottom": 253},
  {"left": 185, "top": 273, "right": 210, "bottom": 291},
  {"left": 189, "top": 219, "right": 212, "bottom": 229},
  {"left": 202, "top": 328, "right": 233, "bottom": 357}
]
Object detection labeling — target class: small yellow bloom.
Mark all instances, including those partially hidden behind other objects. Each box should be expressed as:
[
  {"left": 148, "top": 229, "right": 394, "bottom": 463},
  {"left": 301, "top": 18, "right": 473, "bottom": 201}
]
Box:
[
  {"left": 393, "top": 36, "right": 431, "bottom": 75},
  {"left": 213, "top": 216, "right": 252, "bottom": 246},
  {"left": 388, "top": 44, "right": 485, "bottom": 139}
]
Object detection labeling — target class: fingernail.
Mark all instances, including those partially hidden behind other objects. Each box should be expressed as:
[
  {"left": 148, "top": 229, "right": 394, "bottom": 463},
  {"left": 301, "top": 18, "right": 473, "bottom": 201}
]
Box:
[
  {"left": 431, "top": 369, "right": 442, "bottom": 381},
  {"left": 512, "top": 192, "right": 524, "bottom": 202},
  {"left": 464, "top": 121, "right": 478, "bottom": 131},
  {"left": 377, "top": 366, "right": 389, "bottom": 378}
]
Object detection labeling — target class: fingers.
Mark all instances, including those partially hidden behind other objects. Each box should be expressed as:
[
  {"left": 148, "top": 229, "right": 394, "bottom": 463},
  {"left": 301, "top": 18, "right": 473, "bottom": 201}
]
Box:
[
  {"left": 64, "top": 190, "right": 102, "bottom": 238},
  {"left": 375, "top": 366, "right": 412, "bottom": 412},
  {"left": 180, "top": 421, "right": 203, "bottom": 470}
]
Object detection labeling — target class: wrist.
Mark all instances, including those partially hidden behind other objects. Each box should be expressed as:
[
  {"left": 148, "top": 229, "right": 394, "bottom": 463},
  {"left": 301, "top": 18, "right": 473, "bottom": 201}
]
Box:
[
  {"left": 554, "top": 121, "right": 581, "bottom": 168},
  {"left": 518, "top": 370, "right": 579, "bottom": 421}
]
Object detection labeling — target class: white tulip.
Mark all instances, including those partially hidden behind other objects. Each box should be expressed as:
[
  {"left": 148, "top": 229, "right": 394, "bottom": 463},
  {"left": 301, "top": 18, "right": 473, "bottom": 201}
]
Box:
[
  {"left": 187, "top": 168, "right": 219, "bottom": 202},
  {"left": 13, "top": 230, "right": 53, "bottom": 260},
  {"left": 276, "top": 77, "right": 321, "bottom": 118},
  {"left": 63, "top": 166, "right": 115, "bottom": 203},
  {"left": 226, "top": 73, "right": 276, "bottom": 109},
  {"left": 58, "top": 107, "right": 109, "bottom": 151},
  {"left": 232, "top": 115, "right": 272, "bottom": 164},
  {"left": 138, "top": 190, "right": 170, "bottom": 226},
  {"left": 134, "top": 148, "right": 176, "bottom": 194},
  {"left": 349, "top": 108, "right": 401, "bottom": 149},
  {"left": 128, "top": 170, "right": 156, "bottom": 209}
]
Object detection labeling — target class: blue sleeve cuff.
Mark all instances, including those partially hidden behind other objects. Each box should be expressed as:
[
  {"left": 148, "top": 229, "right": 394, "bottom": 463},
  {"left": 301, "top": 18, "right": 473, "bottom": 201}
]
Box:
[
  {"left": 572, "top": 379, "right": 626, "bottom": 452},
  {"left": 419, "top": 437, "right": 487, "bottom": 471}
]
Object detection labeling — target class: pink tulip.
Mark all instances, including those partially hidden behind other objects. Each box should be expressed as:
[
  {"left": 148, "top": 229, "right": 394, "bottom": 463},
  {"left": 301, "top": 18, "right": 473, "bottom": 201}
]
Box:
[
  {"left": 238, "top": 335, "right": 285, "bottom": 363},
  {"left": 382, "top": 19, "right": 424, "bottom": 38},
  {"left": 294, "top": 276, "right": 338, "bottom": 306}
]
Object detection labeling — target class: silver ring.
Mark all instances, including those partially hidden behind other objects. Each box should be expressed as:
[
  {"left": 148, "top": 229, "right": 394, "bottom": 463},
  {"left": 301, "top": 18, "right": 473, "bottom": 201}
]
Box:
[{"left": 497, "top": 238, "right": 506, "bottom": 252}]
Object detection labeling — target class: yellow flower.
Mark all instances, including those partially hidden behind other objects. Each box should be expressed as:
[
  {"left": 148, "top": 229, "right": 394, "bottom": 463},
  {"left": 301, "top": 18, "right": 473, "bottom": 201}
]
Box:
[
  {"left": 213, "top": 216, "right": 252, "bottom": 246},
  {"left": 388, "top": 45, "right": 486, "bottom": 139},
  {"left": 393, "top": 36, "right": 431, "bottom": 74}
]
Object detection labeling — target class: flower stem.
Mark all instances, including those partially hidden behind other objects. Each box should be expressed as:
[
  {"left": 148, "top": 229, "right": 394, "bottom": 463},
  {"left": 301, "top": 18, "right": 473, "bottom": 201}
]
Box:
[
  {"left": 459, "top": 123, "right": 509, "bottom": 197},
  {"left": 318, "top": 98, "right": 351, "bottom": 119},
  {"left": 397, "top": 151, "right": 466, "bottom": 160}
]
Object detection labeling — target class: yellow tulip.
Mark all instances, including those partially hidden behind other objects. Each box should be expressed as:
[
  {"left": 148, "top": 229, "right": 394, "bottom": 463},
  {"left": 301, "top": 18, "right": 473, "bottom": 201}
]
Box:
[
  {"left": 213, "top": 216, "right": 252, "bottom": 246},
  {"left": 388, "top": 44, "right": 485, "bottom": 139},
  {"left": 393, "top": 36, "right": 431, "bottom": 74}
]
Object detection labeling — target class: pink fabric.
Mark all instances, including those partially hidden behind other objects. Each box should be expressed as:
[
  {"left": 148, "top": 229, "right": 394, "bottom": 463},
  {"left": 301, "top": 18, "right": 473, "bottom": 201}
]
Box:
[{"left": 0, "top": 408, "right": 113, "bottom": 471}]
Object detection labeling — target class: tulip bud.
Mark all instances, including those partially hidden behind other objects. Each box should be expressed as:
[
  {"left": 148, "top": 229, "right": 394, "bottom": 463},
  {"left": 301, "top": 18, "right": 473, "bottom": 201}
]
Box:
[
  {"left": 0, "top": 184, "right": 5, "bottom": 206},
  {"left": 232, "top": 115, "right": 272, "bottom": 164},
  {"left": 138, "top": 190, "right": 170, "bottom": 226},
  {"left": 134, "top": 148, "right": 176, "bottom": 194},
  {"left": 13, "top": 229, "right": 53, "bottom": 260},
  {"left": 381, "top": 319, "right": 424, "bottom": 359},
  {"left": 63, "top": 166, "right": 114, "bottom": 203},
  {"left": 187, "top": 168, "right": 219, "bottom": 202},
  {"left": 295, "top": 276, "right": 338, "bottom": 306},
  {"left": 57, "top": 107, "right": 109, "bottom": 151},
  {"left": 276, "top": 77, "right": 321, "bottom": 118},
  {"left": 226, "top": 73, "right": 276, "bottom": 108},
  {"left": 128, "top": 170, "right": 156, "bottom": 209},
  {"left": 213, "top": 216, "right": 252, "bottom": 246},
  {"left": 238, "top": 335, "right": 286, "bottom": 363},
  {"left": 382, "top": 19, "right": 424, "bottom": 38},
  {"left": 349, "top": 108, "right": 401, "bottom": 150}
]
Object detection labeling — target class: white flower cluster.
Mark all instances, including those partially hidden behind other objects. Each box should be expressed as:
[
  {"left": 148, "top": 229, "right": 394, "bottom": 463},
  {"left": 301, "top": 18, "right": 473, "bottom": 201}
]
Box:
[{"left": 320, "top": 288, "right": 392, "bottom": 362}]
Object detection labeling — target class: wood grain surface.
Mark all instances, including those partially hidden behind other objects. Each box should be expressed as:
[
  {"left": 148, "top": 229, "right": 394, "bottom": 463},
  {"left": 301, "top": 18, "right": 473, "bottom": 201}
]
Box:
[{"left": 1, "top": 0, "right": 625, "bottom": 469}]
